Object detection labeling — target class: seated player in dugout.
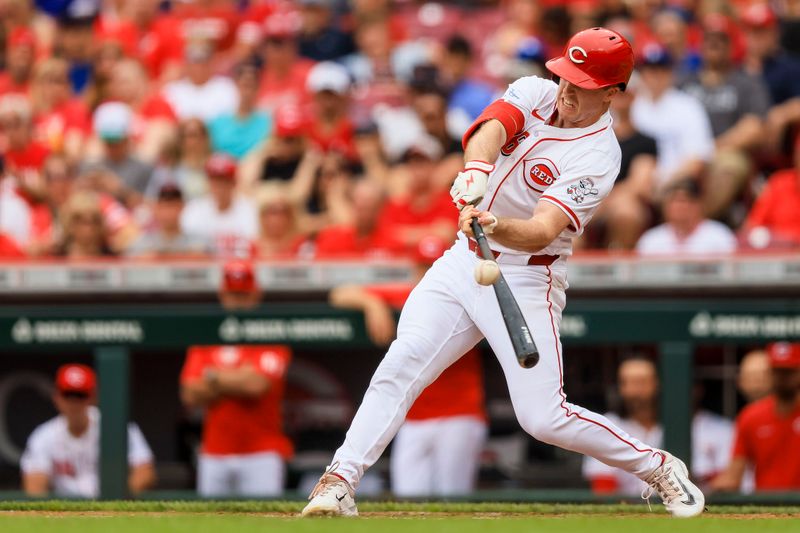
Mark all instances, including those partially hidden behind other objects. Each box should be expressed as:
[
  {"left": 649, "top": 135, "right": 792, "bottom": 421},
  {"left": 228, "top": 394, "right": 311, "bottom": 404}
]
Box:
[
  {"left": 21, "top": 364, "right": 156, "bottom": 498},
  {"left": 180, "top": 259, "right": 293, "bottom": 497},
  {"left": 582, "top": 357, "right": 733, "bottom": 495},
  {"left": 329, "top": 237, "right": 487, "bottom": 497},
  {"left": 713, "top": 342, "right": 800, "bottom": 492},
  {"left": 303, "top": 28, "right": 704, "bottom": 519}
]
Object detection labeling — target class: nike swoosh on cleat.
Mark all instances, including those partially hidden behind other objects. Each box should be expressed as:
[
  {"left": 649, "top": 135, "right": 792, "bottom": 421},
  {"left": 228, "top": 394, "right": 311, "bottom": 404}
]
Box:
[
  {"left": 675, "top": 477, "right": 696, "bottom": 506},
  {"left": 336, "top": 494, "right": 346, "bottom": 502}
]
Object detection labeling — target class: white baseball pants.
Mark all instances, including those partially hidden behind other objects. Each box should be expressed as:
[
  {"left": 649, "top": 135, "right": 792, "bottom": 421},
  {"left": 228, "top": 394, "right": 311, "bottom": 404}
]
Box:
[
  {"left": 390, "top": 415, "right": 487, "bottom": 497},
  {"left": 197, "top": 451, "right": 284, "bottom": 497},
  {"left": 332, "top": 237, "right": 664, "bottom": 488}
]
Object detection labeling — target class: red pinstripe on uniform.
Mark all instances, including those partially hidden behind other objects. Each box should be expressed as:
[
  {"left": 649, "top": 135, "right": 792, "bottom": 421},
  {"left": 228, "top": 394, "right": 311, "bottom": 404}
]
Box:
[
  {"left": 544, "top": 266, "right": 665, "bottom": 465},
  {"left": 540, "top": 195, "right": 581, "bottom": 230}
]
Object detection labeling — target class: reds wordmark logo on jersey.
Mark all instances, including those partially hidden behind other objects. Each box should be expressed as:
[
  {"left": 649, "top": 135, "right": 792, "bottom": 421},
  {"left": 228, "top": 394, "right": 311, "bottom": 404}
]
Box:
[{"left": 522, "top": 158, "right": 560, "bottom": 192}]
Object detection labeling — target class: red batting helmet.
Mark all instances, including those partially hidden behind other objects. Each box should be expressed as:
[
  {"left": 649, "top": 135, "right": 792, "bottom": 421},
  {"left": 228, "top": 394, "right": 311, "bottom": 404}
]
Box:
[{"left": 546, "top": 27, "right": 634, "bottom": 90}]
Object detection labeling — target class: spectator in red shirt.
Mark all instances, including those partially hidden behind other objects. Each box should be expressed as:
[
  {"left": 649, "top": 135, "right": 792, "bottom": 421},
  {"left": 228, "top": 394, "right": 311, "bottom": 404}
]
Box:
[
  {"left": 99, "top": 58, "right": 177, "bottom": 163},
  {"left": 0, "top": 96, "right": 52, "bottom": 252},
  {"left": 305, "top": 61, "right": 357, "bottom": 160},
  {"left": 0, "top": 27, "right": 37, "bottom": 97},
  {"left": 379, "top": 136, "right": 457, "bottom": 249},
  {"left": 96, "top": 0, "right": 181, "bottom": 81},
  {"left": 257, "top": 9, "right": 314, "bottom": 112},
  {"left": 742, "top": 135, "right": 800, "bottom": 248},
  {"left": 0, "top": 95, "right": 51, "bottom": 177},
  {"left": 315, "top": 179, "right": 404, "bottom": 258},
  {"left": 180, "top": 260, "right": 292, "bottom": 497},
  {"left": 162, "top": 0, "right": 241, "bottom": 58},
  {"left": 329, "top": 236, "right": 486, "bottom": 496},
  {"left": 30, "top": 58, "right": 90, "bottom": 164},
  {"left": 713, "top": 342, "right": 800, "bottom": 491},
  {"left": 0, "top": 232, "right": 25, "bottom": 258}
]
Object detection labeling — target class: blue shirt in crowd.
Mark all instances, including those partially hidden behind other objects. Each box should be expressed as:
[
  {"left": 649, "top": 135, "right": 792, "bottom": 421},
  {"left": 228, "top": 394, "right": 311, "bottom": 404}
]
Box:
[{"left": 208, "top": 111, "right": 272, "bottom": 160}]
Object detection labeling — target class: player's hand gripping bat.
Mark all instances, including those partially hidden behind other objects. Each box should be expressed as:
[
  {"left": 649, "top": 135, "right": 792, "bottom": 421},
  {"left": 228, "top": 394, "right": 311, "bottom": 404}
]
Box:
[{"left": 471, "top": 218, "right": 540, "bottom": 369}]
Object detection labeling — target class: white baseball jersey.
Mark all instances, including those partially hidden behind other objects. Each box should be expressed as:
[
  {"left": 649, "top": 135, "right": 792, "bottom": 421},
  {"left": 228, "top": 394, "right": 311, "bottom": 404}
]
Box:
[
  {"left": 20, "top": 406, "right": 154, "bottom": 498},
  {"left": 474, "top": 76, "right": 622, "bottom": 257}
]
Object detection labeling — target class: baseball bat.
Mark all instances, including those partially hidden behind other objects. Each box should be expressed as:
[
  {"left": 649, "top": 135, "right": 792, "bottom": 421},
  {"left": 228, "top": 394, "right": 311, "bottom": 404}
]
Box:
[{"left": 471, "top": 218, "right": 540, "bottom": 369}]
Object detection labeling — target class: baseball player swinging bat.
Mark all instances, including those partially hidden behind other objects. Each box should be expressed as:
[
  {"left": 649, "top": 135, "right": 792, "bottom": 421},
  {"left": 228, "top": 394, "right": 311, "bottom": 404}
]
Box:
[
  {"left": 303, "top": 27, "right": 705, "bottom": 520},
  {"left": 470, "top": 218, "right": 539, "bottom": 369}
]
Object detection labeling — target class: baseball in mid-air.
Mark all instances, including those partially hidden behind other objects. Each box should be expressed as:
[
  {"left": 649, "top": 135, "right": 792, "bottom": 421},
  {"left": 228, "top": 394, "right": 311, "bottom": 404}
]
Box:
[{"left": 474, "top": 260, "right": 500, "bottom": 286}]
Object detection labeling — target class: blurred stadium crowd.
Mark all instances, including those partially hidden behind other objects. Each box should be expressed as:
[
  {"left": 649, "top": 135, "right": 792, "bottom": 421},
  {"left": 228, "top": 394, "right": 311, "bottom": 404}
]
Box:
[{"left": 0, "top": 0, "right": 800, "bottom": 261}]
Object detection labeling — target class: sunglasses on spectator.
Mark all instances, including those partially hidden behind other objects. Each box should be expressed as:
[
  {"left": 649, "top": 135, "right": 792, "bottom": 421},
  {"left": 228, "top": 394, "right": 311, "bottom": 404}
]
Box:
[
  {"left": 266, "top": 37, "right": 291, "bottom": 46},
  {"left": 60, "top": 391, "right": 90, "bottom": 400}
]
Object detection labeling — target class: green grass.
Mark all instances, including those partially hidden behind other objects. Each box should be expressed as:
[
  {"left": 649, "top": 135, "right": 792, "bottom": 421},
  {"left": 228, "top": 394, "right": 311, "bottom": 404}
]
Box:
[
  {"left": 0, "top": 501, "right": 798, "bottom": 533},
  {"left": 0, "top": 515, "right": 798, "bottom": 533}
]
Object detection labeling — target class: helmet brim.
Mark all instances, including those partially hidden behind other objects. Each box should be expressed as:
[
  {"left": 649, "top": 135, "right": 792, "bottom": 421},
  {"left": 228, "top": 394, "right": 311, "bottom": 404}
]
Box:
[{"left": 545, "top": 56, "right": 606, "bottom": 90}]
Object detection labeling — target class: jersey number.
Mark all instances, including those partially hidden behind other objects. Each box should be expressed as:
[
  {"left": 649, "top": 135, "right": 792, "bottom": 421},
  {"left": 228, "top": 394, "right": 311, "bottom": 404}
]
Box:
[{"left": 501, "top": 131, "right": 530, "bottom": 156}]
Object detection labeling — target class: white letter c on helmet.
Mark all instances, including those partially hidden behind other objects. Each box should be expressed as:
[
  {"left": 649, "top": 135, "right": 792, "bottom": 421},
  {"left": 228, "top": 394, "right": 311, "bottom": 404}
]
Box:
[{"left": 568, "top": 46, "right": 587, "bottom": 64}]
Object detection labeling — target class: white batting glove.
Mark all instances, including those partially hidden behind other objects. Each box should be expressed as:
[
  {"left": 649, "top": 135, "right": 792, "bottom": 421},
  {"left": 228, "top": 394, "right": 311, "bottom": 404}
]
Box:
[{"left": 450, "top": 160, "right": 495, "bottom": 210}]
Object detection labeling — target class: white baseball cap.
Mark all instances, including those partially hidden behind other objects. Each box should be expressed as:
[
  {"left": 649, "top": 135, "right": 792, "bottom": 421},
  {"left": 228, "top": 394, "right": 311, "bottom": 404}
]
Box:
[
  {"left": 306, "top": 61, "right": 351, "bottom": 95},
  {"left": 93, "top": 102, "right": 133, "bottom": 141}
]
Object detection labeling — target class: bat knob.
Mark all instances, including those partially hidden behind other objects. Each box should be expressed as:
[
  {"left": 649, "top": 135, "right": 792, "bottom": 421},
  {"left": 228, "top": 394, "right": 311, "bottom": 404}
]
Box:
[{"left": 520, "top": 352, "right": 540, "bottom": 369}]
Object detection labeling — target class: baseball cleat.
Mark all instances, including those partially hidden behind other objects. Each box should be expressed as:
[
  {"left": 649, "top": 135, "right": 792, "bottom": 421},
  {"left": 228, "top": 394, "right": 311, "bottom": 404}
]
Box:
[
  {"left": 642, "top": 451, "right": 705, "bottom": 518},
  {"left": 301, "top": 462, "right": 358, "bottom": 517}
]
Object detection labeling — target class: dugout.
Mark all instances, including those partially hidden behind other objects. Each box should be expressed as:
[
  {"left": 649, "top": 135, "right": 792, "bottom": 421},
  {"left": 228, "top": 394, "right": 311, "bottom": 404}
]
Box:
[{"left": 0, "top": 254, "right": 799, "bottom": 501}]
